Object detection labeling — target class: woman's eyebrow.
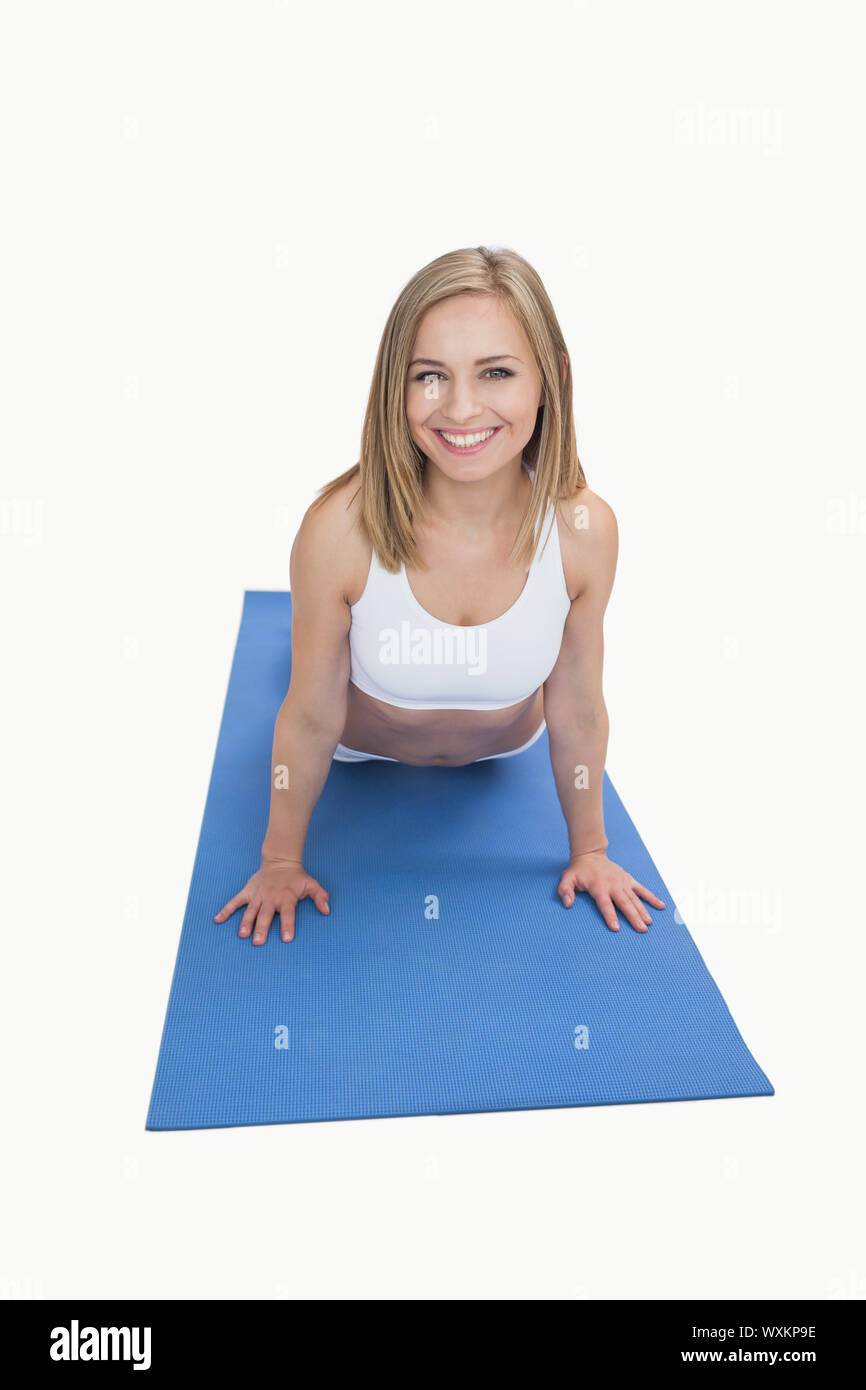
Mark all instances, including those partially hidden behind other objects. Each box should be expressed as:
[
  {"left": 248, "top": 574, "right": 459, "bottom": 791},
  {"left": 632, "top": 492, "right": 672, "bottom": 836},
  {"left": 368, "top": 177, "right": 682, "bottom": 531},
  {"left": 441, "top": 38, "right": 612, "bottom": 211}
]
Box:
[{"left": 407, "top": 354, "right": 522, "bottom": 368}]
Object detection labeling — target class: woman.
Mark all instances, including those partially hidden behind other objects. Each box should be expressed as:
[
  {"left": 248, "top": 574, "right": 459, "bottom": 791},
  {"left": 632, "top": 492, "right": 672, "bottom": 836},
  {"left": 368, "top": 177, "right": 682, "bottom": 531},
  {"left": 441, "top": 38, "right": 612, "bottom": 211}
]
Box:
[{"left": 215, "top": 246, "right": 664, "bottom": 944}]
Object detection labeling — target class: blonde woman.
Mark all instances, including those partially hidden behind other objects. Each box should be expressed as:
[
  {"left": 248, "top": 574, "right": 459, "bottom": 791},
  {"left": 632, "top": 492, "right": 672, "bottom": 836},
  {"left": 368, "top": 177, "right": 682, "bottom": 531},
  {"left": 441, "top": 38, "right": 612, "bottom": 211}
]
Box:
[{"left": 215, "top": 246, "right": 664, "bottom": 944}]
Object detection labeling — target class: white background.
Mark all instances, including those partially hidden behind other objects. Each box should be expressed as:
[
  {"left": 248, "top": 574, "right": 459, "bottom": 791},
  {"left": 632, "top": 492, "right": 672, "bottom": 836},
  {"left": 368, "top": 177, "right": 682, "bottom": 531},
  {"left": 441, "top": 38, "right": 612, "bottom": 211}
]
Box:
[{"left": 2, "top": 0, "right": 864, "bottom": 1300}]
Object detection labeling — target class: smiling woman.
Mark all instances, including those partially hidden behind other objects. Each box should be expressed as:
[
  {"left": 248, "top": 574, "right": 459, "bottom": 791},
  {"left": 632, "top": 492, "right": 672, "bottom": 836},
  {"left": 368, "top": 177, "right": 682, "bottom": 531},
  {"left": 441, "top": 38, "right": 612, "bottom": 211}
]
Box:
[
  {"left": 313, "top": 246, "right": 583, "bottom": 574},
  {"left": 213, "top": 245, "right": 665, "bottom": 944}
]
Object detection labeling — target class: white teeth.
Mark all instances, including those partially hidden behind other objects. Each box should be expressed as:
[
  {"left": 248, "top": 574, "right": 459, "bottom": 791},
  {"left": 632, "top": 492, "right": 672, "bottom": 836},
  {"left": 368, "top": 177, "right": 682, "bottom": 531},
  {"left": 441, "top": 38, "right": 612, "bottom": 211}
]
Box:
[{"left": 439, "top": 428, "right": 497, "bottom": 448}]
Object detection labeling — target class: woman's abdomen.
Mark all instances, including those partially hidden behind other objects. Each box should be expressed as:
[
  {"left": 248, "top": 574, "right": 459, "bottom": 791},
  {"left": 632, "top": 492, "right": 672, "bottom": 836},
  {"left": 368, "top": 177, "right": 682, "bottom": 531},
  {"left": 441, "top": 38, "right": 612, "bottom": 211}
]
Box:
[{"left": 341, "top": 682, "right": 544, "bottom": 766}]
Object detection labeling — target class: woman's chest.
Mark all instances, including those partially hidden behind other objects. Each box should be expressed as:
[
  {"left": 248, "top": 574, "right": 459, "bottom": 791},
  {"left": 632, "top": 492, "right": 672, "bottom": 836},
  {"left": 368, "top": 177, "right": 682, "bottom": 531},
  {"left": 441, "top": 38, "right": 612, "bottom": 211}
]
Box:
[{"left": 404, "top": 540, "right": 531, "bottom": 627}]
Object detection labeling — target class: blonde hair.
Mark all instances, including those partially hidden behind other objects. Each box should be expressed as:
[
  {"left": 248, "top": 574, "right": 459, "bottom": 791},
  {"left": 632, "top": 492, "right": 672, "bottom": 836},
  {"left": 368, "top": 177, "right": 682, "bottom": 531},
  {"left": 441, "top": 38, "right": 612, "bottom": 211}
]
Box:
[{"left": 310, "top": 245, "right": 586, "bottom": 572}]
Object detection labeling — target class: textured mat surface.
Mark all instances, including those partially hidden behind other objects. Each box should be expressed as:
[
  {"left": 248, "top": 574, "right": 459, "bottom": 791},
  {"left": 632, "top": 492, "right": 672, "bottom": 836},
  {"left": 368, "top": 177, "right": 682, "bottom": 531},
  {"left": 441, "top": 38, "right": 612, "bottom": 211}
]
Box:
[{"left": 147, "top": 590, "right": 773, "bottom": 1130}]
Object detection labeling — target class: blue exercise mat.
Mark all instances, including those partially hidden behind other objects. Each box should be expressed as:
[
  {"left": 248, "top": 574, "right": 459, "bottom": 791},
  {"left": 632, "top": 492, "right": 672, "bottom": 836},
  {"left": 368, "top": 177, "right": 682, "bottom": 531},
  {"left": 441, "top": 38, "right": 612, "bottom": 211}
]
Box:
[{"left": 146, "top": 591, "right": 773, "bottom": 1130}]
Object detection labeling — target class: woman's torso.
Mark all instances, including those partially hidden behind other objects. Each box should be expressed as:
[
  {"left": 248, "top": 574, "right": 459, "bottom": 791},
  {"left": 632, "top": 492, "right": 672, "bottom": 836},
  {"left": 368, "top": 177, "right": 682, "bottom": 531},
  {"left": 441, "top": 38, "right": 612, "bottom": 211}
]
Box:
[{"left": 335, "top": 470, "right": 586, "bottom": 766}]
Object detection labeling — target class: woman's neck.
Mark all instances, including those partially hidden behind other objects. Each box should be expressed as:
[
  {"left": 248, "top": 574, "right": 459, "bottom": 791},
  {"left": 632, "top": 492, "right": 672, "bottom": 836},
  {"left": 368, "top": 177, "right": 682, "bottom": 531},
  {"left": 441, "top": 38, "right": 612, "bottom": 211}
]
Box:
[{"left": 419, "top": 455, "right": 532, "bottom": 535}]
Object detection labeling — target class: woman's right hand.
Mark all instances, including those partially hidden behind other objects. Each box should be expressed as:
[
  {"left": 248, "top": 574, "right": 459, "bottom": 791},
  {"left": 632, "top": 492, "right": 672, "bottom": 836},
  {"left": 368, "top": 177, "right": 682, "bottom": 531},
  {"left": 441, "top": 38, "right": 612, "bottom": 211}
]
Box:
[{"left": 213, "top": 858, "right": 330, "bottom": 944}]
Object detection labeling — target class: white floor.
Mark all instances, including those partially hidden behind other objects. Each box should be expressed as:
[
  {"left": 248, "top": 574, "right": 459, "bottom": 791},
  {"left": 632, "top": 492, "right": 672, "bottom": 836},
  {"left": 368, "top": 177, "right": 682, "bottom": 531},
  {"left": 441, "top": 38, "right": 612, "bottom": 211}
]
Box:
[{"left": 2, "top": 2, "right": 863, "bottom": 1300}]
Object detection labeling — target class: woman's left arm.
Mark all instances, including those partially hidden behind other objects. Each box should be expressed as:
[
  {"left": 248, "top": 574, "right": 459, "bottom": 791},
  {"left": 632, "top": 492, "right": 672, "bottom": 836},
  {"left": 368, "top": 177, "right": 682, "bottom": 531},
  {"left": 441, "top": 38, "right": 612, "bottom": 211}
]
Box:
[{"left": 543, "top": 493, "right": 665, "bottom": 933}]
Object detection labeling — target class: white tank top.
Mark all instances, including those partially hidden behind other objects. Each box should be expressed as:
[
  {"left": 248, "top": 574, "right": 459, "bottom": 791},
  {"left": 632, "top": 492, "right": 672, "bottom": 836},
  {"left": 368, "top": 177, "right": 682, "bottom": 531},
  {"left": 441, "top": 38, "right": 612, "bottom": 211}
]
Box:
[{"left": 348, "top": 490, "right": 572, "bottom": 711}]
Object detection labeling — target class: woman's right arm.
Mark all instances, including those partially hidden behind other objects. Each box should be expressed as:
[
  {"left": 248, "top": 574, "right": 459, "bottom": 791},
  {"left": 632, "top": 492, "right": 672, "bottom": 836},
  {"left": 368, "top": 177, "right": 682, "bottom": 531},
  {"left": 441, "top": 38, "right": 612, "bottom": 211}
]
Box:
[{"left": 214, "top": 492, "right": 358, "bottom": 945}]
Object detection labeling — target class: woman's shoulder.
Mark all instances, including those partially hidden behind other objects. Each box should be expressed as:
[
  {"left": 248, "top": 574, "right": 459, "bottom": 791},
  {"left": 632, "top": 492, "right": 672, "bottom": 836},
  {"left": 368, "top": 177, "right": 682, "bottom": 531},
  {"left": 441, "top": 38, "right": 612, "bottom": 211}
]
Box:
[
  {"left": 553, "top": 485, "right": 618, "bottom": 600},
  {"left": 291, "top": 474, "right": 372, "bottom": 606}
]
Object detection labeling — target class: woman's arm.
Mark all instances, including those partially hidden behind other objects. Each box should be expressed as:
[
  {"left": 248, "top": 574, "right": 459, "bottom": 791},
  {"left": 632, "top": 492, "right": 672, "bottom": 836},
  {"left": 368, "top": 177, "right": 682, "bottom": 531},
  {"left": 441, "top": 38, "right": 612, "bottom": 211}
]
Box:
[
  {"left": 543, "top": 494, "right": 616, "bottom": 859},
  {"left": 543, "top": 493, "right": 664, "bottom": 932},
  {"left": 214, "top": 489, "right": 361, "bottom": 944},
  {"left": 260, "top": 499, "right": 353, "bottom": 864}
]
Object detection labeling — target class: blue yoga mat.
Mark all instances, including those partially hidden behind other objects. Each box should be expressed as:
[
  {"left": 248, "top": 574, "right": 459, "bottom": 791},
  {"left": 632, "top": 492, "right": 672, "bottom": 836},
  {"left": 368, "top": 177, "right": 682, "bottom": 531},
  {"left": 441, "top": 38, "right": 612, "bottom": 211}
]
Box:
[{"left": 147, "top": 591, "right": 773, "bottom": 1130}]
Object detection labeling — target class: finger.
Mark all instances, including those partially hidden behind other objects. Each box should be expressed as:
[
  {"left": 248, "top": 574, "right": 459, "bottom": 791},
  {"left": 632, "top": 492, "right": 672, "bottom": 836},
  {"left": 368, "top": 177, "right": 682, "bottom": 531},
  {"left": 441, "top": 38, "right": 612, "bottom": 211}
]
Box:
[
  {"left": 626, "top": 887, "right": 652, "bottom": 927},
  {"left": 313, "top": 888, "right": 330, "bottom": 915},
  {"left": 558, "top": 875, "right": 578, "bottom": 908},
  {"left": 597, "top": 894, "right": 620, "bottom": 932},
  {"left": 252, "top": 905, "right": 275, "bottom": 947},
  {"left": 297, "top": 878, "right": 330, "bottom": 916},
  {"left": 214, "top": 891, "right": 248, "bottom": 923},
  {"left": 280, "top": 899, "right": 297, "bottom": 944},
  {"left": 238, "top": 897, "right": 262, "bottom": 939},
  {"left": 631, "top": 880, "right": 665, "bottom": 909},
  {"left": 613, "top": 889, "right": 648, "bottom": 933}
]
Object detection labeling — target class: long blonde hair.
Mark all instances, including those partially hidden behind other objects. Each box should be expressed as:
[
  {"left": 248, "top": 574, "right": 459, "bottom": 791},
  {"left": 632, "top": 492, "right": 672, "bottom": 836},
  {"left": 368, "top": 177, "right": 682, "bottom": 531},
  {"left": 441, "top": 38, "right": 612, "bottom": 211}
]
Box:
[{"left": 310, "top": 245, "right": 586, "bottom": 571}]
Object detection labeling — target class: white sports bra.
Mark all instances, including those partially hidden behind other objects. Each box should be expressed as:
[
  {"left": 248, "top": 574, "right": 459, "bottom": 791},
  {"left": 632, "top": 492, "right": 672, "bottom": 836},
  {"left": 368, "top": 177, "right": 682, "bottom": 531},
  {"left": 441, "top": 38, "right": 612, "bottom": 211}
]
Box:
[{"left": 348, "top": 484, "right": 572, "bottom": 711}]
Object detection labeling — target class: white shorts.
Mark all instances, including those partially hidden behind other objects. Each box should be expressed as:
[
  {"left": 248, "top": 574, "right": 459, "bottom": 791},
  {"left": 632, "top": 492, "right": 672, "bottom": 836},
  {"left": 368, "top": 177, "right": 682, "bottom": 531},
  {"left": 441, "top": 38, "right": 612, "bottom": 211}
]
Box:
[{"left": 332, "top": 720, "right": 547, "bottom": 764}]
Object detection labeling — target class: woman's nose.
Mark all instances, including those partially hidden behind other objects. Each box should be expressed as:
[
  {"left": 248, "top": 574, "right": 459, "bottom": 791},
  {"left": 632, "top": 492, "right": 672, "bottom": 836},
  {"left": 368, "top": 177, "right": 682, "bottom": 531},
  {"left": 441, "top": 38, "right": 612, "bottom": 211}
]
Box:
[{"left": 442, "top": 379, "right": 484, "bottom": 423}]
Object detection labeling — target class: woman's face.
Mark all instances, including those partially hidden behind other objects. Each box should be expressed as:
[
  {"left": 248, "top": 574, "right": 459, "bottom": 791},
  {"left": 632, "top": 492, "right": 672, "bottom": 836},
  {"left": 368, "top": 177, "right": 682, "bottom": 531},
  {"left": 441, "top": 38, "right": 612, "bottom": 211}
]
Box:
[{"left": 405, "top": 294, "right": 544, "bottom": 482}]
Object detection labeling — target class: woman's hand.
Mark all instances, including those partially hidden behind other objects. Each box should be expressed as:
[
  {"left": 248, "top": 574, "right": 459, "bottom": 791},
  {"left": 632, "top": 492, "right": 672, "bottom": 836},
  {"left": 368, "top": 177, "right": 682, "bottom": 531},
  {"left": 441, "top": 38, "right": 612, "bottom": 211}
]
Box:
[
  {"left": 557, "top": 850, "right": 664, "bottom": 933},
  {"left": 213, "top": 858, "right": 330, "bottom": 944}
]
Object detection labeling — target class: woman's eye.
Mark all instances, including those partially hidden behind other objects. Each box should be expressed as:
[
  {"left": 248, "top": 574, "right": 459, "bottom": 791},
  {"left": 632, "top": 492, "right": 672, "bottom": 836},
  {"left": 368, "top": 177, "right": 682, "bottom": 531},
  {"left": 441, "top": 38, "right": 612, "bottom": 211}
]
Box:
[{"left": 413, "top": 367, "right": 513, "bottom": 383}]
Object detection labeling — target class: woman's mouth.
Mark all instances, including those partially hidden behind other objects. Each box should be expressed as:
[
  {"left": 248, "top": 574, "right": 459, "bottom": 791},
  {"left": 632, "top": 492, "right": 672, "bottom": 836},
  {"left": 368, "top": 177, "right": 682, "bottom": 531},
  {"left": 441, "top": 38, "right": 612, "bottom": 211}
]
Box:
[{"left": 432, "top": 426, "right": 503, "bottom": 456}]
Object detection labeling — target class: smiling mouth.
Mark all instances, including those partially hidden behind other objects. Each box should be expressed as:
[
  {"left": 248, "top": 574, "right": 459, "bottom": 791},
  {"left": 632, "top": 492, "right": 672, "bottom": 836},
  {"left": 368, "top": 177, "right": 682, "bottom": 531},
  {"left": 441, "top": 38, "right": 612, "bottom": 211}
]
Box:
[{"left": 433, "top": 426, "right": 503, "bottom": 454}]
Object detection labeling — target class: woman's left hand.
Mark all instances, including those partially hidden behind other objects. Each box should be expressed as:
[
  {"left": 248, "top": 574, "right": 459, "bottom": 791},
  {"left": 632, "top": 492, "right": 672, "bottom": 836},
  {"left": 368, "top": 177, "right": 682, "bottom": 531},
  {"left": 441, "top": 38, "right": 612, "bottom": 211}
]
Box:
[{"left": 557, "top": 851, "right": 665, "bottom": 933}]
